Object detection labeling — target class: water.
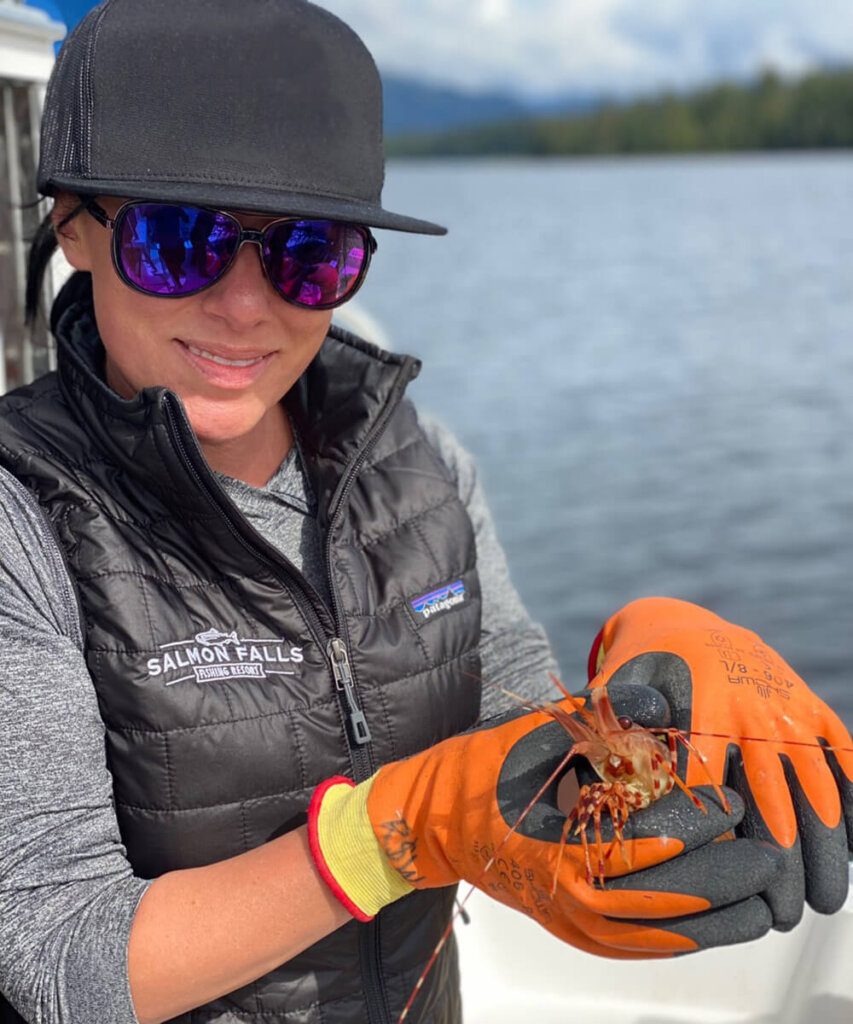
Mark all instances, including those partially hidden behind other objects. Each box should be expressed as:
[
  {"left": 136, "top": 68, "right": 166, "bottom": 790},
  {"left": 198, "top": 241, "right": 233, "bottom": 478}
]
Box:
[{"left": 348, "top": 153, "right": 853, "bottom": 729}]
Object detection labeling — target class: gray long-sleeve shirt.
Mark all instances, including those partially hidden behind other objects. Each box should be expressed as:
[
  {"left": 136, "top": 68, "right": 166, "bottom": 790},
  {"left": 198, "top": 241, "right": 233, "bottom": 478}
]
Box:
[{"left": 0, "top": 412, "right": 558, "bottom": 1023}]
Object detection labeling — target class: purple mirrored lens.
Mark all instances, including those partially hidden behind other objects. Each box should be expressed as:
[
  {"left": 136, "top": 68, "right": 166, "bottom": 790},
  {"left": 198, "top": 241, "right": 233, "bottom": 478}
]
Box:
[
  {"left": 116, "top": 204, "right": 239, "bottom": 295},
  {"left": 263, "top": 220, "right": 368, "bottom": 307}
]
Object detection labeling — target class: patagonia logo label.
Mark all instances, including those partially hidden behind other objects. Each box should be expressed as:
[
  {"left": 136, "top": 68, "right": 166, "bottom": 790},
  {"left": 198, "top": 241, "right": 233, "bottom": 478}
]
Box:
[{"left": 411, "top": 580, "right": 467, "bottom": 623}]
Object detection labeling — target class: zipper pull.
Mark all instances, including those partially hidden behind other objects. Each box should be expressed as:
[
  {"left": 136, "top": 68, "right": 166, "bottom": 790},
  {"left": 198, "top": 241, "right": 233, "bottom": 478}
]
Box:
[{"left": 328, "top": 637, "right": 372, "bottom": 745}]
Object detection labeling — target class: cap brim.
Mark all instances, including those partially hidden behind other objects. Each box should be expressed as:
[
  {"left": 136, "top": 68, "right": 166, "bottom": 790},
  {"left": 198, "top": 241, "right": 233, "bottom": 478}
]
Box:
[{"left": 44, "top": 175, "right": 447, "bottom": 236}]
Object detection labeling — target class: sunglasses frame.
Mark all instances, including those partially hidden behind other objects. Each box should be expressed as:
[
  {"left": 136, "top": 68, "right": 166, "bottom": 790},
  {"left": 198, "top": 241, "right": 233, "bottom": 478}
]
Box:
[{"left": 84, "top": 199, "right": 377, "bottom": 311}]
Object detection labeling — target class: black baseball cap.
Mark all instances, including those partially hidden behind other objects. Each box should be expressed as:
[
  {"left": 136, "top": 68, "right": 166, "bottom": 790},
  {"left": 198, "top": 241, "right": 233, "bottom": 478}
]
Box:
[{"left": 37, "top": 0, "right": 446, "bottom": 235}]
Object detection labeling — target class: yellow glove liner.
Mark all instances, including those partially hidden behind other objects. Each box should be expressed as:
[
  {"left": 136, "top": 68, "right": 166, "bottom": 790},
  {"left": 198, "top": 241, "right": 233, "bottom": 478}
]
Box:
[{"left": 307, "top": 775, "right": 413, "bottom": 921}]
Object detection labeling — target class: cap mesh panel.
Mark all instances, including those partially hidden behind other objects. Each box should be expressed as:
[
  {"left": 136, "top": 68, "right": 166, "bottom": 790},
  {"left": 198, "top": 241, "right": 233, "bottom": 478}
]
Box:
[{"left": 38, "top": 2, "right": 113, "bottom": 193}]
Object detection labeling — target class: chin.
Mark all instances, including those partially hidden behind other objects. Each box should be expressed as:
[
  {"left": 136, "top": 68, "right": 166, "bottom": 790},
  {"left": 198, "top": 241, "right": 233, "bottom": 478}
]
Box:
[{"left": 183, "top": 396, "right": 270, "bottom": 447}]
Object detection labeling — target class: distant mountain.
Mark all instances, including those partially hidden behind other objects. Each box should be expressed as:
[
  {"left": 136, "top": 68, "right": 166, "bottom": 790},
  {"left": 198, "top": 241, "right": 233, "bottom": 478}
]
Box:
[
  {"left": 386, "top": 68, "right": 853, "bottom": 158},
  {"left": 382, "top": 75, "right": 525, "bottom": 136},
  {"left": 381, "top": 73, "right": 597, "bottom": 137}
]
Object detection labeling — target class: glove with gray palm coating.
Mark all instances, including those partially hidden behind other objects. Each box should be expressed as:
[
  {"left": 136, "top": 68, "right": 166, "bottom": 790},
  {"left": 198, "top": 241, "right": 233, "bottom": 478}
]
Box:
[{"left": 588, "top": 598, "right": 853, "bottom": 931}]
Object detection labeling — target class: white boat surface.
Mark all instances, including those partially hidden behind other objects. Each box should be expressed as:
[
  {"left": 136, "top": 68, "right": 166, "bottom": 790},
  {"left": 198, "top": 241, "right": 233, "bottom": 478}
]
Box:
[{"left": 457, "top": 864, "right": 853, "bottom": 1024}]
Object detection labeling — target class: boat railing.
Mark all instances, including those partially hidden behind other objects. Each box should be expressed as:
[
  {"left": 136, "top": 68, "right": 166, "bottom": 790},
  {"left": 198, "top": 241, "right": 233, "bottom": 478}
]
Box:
[{"left": 0, "top": 0, "right": 64, "bottom": 391}]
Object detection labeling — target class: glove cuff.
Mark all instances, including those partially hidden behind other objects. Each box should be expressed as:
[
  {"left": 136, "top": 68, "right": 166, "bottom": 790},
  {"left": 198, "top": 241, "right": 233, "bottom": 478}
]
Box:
[
  {"left": 307, "top": 775, "right": 413, "bottom": 922},
  {"left": 587, "top": 624, "right": 606, "bottom": 682}
]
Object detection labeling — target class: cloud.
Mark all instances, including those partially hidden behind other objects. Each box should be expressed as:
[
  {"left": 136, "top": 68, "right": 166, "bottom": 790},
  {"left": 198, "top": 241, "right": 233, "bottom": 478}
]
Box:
[{"left": 318, "top": 0, "right": 853, "bottom": 97}]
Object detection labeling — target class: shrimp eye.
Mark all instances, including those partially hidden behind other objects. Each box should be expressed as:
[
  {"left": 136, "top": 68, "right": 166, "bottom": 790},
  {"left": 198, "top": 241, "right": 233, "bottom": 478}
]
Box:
[{"left": 618, "top": 716, "right": 633, "bottom": 730}]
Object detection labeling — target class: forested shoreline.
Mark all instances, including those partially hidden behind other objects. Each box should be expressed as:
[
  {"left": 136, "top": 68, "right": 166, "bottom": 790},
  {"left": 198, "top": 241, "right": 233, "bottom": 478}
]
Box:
[{"left": 386, "top": 69, "right": 853, "bottom": 156}]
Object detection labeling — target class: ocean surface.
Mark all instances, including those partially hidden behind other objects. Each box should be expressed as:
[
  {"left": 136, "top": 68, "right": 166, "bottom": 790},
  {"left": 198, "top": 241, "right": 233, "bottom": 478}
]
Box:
[{"left": 341, "top": 153, "right": 853, "bottom": 730}]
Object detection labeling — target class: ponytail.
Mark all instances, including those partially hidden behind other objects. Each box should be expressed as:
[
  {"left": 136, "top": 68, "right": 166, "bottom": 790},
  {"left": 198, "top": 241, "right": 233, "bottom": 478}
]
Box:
[
  {"left": 24, "top": 200, "right": 85, "bottom": 326},
  {"left": 24, "top": 211, "right": 58, "bottom": 326}
]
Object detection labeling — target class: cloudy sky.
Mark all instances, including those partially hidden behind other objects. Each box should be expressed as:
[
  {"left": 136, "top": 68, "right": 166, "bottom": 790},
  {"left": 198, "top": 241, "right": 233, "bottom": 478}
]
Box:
[{"left": 320, "top": 0, "right": 853, "bottom": 98}]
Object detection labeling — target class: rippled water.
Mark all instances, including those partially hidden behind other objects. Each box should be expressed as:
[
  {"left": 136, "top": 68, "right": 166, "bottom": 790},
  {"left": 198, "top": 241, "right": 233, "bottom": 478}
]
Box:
[{"left": 344, "top": 153, "right": 853, "bottom": 728}]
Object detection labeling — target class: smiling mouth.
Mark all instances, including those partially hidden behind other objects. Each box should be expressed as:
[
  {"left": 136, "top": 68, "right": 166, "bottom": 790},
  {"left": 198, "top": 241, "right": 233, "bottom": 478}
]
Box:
[{"left": 182, "top": 342, "right": 270, "bottom": 368}]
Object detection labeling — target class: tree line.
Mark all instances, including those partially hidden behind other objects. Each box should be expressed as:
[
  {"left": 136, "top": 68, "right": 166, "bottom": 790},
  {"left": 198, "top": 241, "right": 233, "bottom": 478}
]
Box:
[{"left": 386, "top": 69, "right": 853, "bottom": 157}]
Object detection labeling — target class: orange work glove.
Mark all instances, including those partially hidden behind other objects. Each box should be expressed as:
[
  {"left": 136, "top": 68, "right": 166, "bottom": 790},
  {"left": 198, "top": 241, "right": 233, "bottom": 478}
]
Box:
[
  {"left": 588, "top": 597, "right": 853, "bottom": 929},
  {"left": 308, "top": 683, "right": 781, "bottom": 957}
]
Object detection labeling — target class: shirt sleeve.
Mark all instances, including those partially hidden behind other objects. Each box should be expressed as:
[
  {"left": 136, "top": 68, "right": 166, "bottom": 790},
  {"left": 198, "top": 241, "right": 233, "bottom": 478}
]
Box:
[
  {"left": 0, "top": 466, "right": 149, "bottom": 1024},
  {"left": 415, "top": 412, "right": 560, "bottom": 721}
]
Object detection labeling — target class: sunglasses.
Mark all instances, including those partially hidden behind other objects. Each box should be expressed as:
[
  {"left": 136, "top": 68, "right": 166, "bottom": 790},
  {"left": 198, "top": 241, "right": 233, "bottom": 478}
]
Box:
[{"left": 84, "top": 200, "right": 376, "bottom": 310}]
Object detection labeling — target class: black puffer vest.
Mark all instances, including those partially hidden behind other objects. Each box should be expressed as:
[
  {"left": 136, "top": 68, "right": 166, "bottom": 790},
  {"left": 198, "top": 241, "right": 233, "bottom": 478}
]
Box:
[{"left": 0, "top": 278, "right": 481, "bottom": 1023}]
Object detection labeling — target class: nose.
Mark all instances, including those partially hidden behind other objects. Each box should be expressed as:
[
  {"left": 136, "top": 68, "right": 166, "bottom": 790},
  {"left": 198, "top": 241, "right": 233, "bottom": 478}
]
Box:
[{"left": 199, "top": 238, "right": 274, "bottom": 328}]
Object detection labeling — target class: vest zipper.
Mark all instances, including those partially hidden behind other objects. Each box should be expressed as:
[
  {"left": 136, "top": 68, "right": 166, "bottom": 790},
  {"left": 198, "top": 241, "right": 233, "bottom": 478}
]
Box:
[
  {"left": 320, "top": 354, "right": 420, "bottom": 1024},
  {"left": 328, "top": 637, "right": 371, "bottom": 744},
  {"left": 165, "top": 351, "right": 419, "bottom": 1024},
  {"left": 322, "top": 353, "right": 421, "bottom": 770}
]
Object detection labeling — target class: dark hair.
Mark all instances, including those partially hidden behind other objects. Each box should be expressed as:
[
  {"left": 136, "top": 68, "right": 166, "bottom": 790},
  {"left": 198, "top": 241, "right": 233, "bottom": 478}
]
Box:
[{"left": 25, "top": 200, "right": 85, "bottom": 326}]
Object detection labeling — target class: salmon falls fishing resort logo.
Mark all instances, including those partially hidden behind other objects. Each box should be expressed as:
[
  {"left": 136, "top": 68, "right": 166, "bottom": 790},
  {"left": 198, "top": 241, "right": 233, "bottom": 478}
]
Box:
[{"left": 147, "top": 628, "right": 304, "bottom": 686}]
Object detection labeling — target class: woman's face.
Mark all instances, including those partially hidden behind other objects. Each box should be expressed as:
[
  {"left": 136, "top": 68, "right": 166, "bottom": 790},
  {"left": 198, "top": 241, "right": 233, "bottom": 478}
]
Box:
[{"left": 54, "top": 195, "right": 333, "bottom": 460}]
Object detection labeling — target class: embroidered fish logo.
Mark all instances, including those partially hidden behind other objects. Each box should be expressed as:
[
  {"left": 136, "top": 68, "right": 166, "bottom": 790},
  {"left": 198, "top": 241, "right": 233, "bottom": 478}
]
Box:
[{"left": 195, "top": 628, "right": 240, "bottom": 647}]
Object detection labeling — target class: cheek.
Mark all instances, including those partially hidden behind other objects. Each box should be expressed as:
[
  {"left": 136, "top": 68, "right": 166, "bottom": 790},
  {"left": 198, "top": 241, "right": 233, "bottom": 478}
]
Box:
[
  {"left": 92, "top": 278, "right": 198, "bottom": 396},
  {"left": 270, "top": 309, "right": 334, "bottom": 371},
  {"left": 89, "top": 236, "right": 143, "bottom": 328},
  {"left": 92, "top": 275, "right": 181, "bottom": 351}
]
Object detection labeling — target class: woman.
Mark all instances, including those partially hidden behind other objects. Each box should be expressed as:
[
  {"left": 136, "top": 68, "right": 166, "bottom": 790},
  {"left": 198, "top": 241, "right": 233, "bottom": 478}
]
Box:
[{"left": 1, "top": 2, "right": 849, "bottom": 1023}]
